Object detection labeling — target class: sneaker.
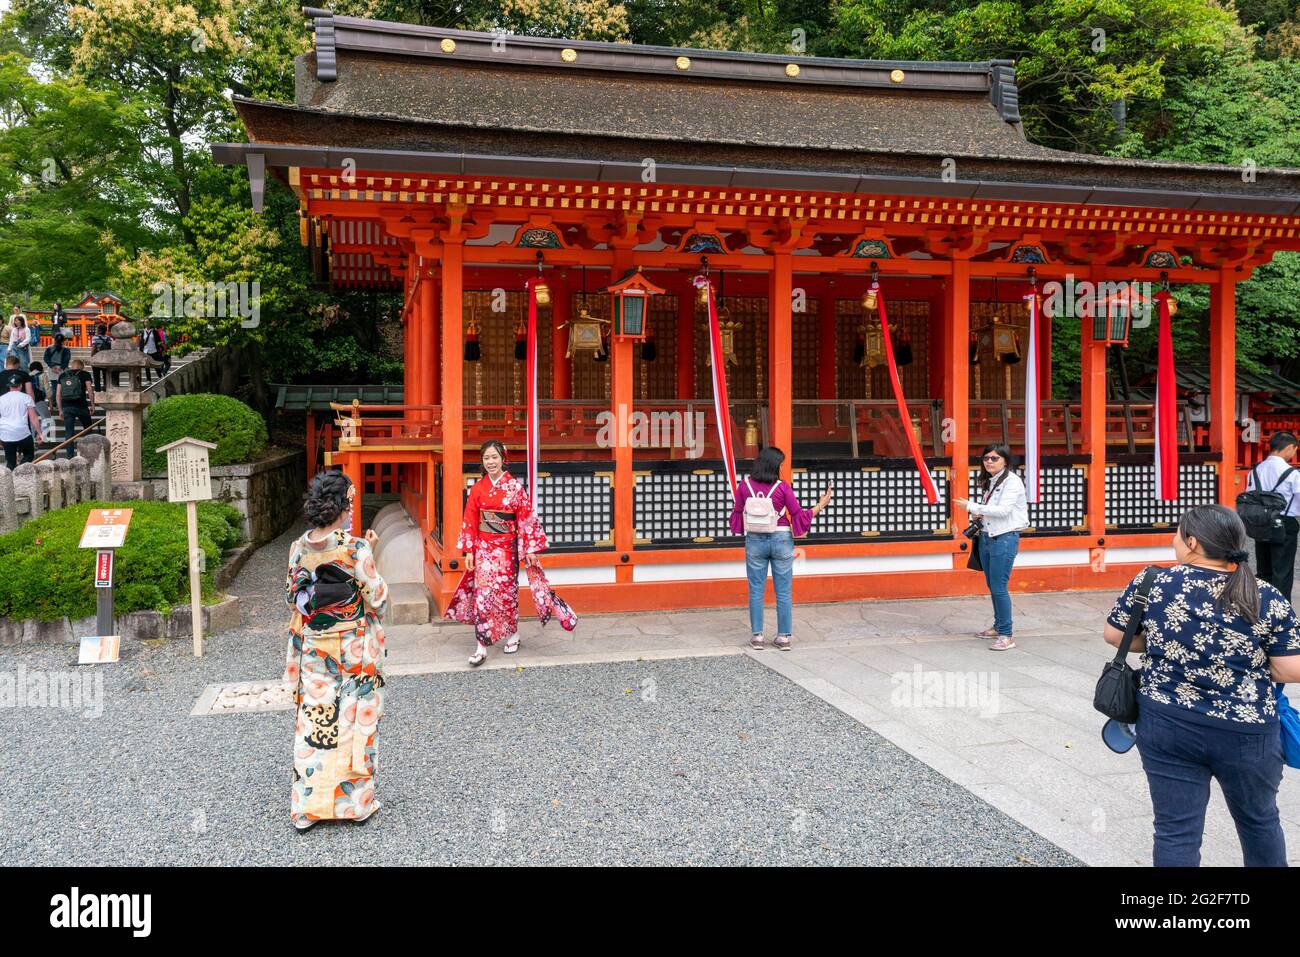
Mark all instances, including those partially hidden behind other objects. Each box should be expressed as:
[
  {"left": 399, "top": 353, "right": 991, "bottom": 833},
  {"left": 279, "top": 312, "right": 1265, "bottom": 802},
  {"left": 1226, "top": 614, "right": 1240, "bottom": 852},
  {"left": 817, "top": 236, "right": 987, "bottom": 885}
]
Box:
[{"left": 774, "top": 634, "right": 792, "bottom": 651}]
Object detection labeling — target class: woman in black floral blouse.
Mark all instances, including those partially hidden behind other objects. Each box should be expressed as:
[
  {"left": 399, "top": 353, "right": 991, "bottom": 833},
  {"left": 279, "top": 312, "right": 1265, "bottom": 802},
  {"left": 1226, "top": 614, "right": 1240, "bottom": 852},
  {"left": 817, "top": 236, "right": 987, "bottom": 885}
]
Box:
[{"left": 1105, "top": 504, "right": 1300, "bottom": 866}]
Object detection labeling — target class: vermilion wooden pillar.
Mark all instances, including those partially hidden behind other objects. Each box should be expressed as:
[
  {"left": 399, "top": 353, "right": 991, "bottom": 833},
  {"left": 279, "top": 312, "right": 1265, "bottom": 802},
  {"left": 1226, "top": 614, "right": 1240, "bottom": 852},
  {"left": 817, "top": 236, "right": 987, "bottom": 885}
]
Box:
[
  {"left": 427, "top": 266, "right": 441, "bottom": 400},
  {"left": 1081, "top": 273, "right": 1108, "bottom": 537},
  {"left": 418, "top": 262, "right": 437, "bottom": 531},
  {"left": 1210, "top": 271, "right": 1237, "bottom": 504},
  {"left": 676, "top": 281, "right": 695, "bottom": 401},
  {"left": 769, "top": 253, "right": 794, "bottom": 482},
  {"left": 817, "top": 294, "right": 837, "bottom": 433},
  {"left": 441, "top": 240, "right": 465, "bottom": 578},
  {"left": 611, "top": 249, "right": 635, "bottom": 581},
  {"left": 944, "top": 261, "right": 970, "bottom": 539}
]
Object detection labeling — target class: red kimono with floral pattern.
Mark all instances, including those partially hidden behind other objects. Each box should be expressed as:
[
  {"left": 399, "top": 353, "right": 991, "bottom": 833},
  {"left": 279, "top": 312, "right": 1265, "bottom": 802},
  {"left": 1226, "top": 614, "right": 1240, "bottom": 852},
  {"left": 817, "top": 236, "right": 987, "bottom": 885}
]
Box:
[{"left": 445, "top": 471, "right": 577, "bottom": 643}]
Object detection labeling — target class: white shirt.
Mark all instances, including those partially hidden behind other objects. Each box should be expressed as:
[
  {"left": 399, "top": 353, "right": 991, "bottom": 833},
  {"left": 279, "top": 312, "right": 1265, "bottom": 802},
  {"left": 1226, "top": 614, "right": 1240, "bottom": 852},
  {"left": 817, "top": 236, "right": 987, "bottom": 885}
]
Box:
[
  {"left": 0, "top": 390, "right": 35, "bottom": 442},
  {"left": 1247, "top": 453, "right": 1300, "bottom": 518},
  {"left": 966, "top": 468, "right": 1030, "bottom": 537}
]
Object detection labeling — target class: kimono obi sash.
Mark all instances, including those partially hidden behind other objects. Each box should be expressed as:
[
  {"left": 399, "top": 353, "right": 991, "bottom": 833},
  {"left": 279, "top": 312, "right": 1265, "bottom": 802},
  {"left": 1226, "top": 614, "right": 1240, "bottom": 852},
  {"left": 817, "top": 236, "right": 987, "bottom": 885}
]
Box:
[{"left": 479, "top": 509, "right": 517, "bottom": 534}]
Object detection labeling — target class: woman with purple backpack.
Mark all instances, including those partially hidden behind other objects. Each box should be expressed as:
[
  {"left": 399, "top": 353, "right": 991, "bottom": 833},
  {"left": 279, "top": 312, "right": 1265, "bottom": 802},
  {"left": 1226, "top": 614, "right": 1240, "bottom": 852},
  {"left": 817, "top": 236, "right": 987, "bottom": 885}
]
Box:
[{"left": 729, "top": 446, "right": 832, "bottom": 650}]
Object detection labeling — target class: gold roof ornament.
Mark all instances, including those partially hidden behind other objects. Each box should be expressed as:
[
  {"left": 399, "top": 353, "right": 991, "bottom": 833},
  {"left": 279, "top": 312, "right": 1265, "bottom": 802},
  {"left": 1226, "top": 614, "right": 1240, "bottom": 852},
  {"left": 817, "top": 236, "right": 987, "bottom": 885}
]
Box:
[
  {"left": 675, "top": 56, "right": 691, "bottom": 71},
  {"left": 890, "top": 69, "right": 905, "bottom": 83},
  {"left": 784, "top": 63, "right": 800, "bottom": 77},
  {"left": 561, "top": 48, "right": 578, "bottom": 63},
  {"left": 440, "top": 38, "right": 456, "bottom": 53}
]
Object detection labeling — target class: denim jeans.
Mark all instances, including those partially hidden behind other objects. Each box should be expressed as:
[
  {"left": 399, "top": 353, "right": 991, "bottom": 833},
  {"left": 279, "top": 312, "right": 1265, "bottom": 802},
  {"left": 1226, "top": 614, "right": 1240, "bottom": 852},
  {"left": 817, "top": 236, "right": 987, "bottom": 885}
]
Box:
[
  {"left": 1136, "top": 703, "right": 1286, "bottom": 867},
  {"left": 745, "top": 529, "right": 793, "bottom": 635},
  {"left": 977, "top": 530, "right": 1019, "bottom": 636}
]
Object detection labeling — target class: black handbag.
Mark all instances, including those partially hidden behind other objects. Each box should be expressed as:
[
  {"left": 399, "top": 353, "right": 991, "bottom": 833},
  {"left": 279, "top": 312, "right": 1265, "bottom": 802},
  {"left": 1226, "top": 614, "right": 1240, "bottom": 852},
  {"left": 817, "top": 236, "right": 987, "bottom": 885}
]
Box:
[
  {"left": 1093, "top": 566, "right": 1158, "bottom": 722},
  {"left": 966, "top": 541, "right": 983, "bottom": 571}
]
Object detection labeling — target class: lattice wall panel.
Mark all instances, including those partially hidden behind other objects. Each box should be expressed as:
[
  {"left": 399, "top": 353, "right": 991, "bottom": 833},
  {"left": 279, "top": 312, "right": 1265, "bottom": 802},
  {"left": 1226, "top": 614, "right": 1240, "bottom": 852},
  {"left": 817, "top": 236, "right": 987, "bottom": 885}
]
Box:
[
  {"left": 634, "top": 469, "right": 734, "bottom": 543},
  {"left": 1105, "top": 462, "right": 1219, "bottom": 528},
  {"left": 571, "top": 292, "right": 612, "bottom": 401},
  {"left": 835, "top": 299, "right": 931, "bottom": 404},
  {"left": 967, "top": 466, "right": 1086, "bottom": 532},
  {"left": 792, "top": 466, "right": 949, "bottom": 538},
  {"left": 970, "top": 301, "right": 1028, "bottom": 402},
  {"left": 695, "top": 296, "right": 767, "bottom": 403},
  {"left": 462, "top": 468, "right": 613, "bottom": 546},
  {"left": 634, "top": 294, "right": 679, "bottom": 401},
  {"left": 461, "top": 290, "right": 537, "bottom": 411},
  {"left": 793, "top": 300, "right": 820, "bottom": 428}
]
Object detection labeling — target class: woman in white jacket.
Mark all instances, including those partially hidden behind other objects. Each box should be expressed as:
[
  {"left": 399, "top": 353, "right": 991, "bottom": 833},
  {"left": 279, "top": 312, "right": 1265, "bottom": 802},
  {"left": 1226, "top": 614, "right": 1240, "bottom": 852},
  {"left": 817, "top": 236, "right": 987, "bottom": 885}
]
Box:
[{"left": 956, "top": 443, "right": 1029, "bottom": 650}]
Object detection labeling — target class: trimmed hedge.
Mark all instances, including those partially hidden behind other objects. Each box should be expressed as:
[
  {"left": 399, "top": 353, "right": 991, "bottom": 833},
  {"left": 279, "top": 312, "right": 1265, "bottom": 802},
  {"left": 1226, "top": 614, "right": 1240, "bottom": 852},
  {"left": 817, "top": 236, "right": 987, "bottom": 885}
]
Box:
[
  {"left": 0, "top": 500, "right": 244, "bottom": 622},
  {"left": 142, "top": 393, "right": 268, "bottom": 473}
]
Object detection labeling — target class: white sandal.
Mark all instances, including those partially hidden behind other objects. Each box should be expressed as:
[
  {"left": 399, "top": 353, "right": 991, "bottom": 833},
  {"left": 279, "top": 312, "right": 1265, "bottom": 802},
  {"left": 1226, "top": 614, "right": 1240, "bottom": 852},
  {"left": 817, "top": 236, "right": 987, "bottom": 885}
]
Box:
[
  {"left": 468, "top": 645, "right": 488, "bottom": 666},
  {"left": 503, "top": 636, "right": 520, "bottom": 654}
]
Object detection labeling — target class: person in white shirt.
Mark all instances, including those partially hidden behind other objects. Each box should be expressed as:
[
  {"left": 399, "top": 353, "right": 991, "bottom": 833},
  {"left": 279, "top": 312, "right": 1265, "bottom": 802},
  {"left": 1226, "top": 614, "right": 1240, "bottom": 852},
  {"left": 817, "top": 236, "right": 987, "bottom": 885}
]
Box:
[
  {"left": 1246, "top": 430, "right": 1300, "bottom": 601},
  {"left": 0, "top": 375, "right": 44, "bottom": 470},
  {"left": 956, "top": 443, "right": 1029, "bottom": 650}
]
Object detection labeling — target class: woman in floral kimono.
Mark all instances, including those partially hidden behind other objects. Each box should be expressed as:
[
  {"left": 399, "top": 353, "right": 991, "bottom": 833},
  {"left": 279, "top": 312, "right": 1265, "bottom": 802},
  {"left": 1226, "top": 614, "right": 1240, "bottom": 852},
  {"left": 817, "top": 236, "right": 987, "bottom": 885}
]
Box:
[
  {"left": 446, "top": 440, "right": 577, "bottom": 665},
  {"left": 283, "top": 471, "right": 389, "bottom": 832}
]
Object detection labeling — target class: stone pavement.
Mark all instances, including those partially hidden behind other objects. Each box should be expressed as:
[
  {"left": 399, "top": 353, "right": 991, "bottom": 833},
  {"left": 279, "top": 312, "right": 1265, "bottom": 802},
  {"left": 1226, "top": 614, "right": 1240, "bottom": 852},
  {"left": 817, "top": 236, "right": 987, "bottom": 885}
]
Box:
[{"left": 396, "top": 587, "right": 1300, "bottom": 867}]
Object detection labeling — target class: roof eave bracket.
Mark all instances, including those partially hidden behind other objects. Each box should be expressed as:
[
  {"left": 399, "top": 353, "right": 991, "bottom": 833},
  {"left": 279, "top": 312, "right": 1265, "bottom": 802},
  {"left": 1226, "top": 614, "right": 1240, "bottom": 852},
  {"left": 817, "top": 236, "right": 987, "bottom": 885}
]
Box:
[{"left": 246, "top": 152, "right": 266, "bottom": 213}]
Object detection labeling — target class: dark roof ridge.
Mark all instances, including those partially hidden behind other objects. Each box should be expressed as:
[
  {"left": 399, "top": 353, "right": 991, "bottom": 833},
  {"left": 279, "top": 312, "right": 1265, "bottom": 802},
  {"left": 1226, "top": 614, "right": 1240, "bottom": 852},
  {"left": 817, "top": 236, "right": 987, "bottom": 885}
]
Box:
[{"left": 300, "top": 6, "right": 1019, "bottom": 120}]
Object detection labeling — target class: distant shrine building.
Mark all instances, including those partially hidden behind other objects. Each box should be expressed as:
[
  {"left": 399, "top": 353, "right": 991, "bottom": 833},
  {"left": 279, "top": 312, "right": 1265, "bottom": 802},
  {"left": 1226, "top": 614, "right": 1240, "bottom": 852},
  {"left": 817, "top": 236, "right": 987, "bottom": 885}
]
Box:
[{"left": 217, "top": 10, "right": 1300, "bottom": 614}]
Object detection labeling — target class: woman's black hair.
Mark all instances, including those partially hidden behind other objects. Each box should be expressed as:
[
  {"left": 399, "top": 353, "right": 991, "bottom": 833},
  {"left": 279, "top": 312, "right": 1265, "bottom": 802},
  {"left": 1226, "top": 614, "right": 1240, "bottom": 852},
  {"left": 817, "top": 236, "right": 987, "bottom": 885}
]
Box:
[
  {"left": 750, "top": 446, "right": 785, "bottom": 484},
  {"left": 479, "top": 440, "right": 507, "bottom": 474},
  {"left": 1178, "top": 504, "right": 1260, "bottom": 623},
  {"left": 302, "top": 470, "right": 353, "bottom": 529},
  {"left": 977, "top": 443, "right": 1015, "bottom": 493}
]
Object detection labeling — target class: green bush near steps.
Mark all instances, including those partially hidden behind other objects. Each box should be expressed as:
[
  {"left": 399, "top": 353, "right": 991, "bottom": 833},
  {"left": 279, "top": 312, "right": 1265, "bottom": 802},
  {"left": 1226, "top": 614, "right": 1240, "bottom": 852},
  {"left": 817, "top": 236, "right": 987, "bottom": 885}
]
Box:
[
  {"left": 141, "top": 393, "right": 268, "bottom": 474},
  {"left": 0, "top": 500, "right": 244, "bottom": 623}
]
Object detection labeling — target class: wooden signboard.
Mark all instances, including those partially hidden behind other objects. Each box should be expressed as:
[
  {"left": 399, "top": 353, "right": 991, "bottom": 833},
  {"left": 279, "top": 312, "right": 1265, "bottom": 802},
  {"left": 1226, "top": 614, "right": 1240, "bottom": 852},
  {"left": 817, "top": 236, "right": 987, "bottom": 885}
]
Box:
[{"left": 155, "top": 437, "right": 217, "bottom": 657}]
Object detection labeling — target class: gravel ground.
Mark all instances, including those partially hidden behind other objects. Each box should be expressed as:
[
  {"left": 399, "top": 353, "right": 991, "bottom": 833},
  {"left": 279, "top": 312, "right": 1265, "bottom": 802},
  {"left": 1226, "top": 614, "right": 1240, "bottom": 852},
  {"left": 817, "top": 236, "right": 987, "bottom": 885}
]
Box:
[{"left": 0, "top": 525, "right": 1079, "bottom": 866}]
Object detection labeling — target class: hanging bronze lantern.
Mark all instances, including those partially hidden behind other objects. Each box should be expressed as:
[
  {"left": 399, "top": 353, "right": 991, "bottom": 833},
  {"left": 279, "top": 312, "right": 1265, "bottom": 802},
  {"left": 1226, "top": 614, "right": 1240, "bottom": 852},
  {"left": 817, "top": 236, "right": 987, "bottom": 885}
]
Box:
[
  {"left": 861, "top": 286, "right": 878, "bottom": 312},
  {"left": 558, "top": 306, "right": 610, "bottom": 358}
]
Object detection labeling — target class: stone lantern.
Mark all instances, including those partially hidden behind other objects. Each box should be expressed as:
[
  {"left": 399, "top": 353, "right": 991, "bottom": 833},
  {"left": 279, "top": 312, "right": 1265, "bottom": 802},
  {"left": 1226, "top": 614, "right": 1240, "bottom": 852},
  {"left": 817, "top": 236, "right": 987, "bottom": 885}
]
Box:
[{"left": 90, "top": 319, "right": 156, "bottom": 500}]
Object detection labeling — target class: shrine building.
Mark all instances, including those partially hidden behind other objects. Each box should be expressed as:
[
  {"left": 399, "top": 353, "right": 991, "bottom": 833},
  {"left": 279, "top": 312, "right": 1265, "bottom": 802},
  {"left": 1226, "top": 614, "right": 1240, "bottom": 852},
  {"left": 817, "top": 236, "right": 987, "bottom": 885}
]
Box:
[{"left": 216, "top": 9, "right": 1300, "bottom": 615}]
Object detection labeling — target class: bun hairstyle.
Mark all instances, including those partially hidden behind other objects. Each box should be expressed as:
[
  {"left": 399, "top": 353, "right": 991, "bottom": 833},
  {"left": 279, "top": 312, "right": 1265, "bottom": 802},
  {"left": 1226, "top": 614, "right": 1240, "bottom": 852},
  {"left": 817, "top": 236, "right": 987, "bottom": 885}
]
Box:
[
  {"left": 1178, "top": 504, "right": 1260, "bottom": 623},
  {"left": 303, "top": 470, "right": 353, "bottom": 529}
]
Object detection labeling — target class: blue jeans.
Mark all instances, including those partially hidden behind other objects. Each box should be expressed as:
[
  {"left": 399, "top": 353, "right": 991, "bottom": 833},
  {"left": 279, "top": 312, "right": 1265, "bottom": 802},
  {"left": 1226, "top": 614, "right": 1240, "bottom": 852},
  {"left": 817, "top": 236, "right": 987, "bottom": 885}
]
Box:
[
  {"left": 745, "top": 529, "right": 793, "bottom": 635},
  {"left": 977, "top": 530, "right": 1018, "bottom": 636},
  {"left": 1136, "top": 703, "right": 1286, "bottom": 867}
]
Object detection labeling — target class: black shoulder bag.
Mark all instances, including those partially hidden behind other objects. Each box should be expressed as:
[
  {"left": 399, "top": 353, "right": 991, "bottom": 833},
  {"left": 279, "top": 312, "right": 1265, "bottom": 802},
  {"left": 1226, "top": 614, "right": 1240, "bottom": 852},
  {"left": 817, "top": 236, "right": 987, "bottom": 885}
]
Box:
[{"left": 1093, "top": 566, "right": 1158, "bottom": 722}]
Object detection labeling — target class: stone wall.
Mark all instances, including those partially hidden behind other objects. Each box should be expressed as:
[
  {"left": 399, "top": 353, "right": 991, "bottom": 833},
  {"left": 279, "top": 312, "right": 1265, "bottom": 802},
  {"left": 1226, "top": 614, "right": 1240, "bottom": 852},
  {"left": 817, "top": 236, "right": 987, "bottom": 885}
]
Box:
[
  {"left": 146, "top": 448, "right": 306, "bottom": 545},
  {"left": 0, "top": 434, "right": 115, "bottom": 533}
]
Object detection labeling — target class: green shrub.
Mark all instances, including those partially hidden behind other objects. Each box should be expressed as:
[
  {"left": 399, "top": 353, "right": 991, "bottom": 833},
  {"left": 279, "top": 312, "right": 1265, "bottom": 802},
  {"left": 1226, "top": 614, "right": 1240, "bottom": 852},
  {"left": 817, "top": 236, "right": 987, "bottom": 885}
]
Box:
[
  {"left": 0, "top": 500, "right": 244, "bottom": 622},
  {"left": 141, "top": 393, "right": 268, "bottom": 473}
]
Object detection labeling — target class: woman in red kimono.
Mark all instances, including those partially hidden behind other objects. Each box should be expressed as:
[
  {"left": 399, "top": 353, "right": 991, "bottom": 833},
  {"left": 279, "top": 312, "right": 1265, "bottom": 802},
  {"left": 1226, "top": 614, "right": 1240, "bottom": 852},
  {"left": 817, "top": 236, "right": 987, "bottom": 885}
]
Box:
[{"left": 446, "top": 440, "right": 577, "bottom": 665}]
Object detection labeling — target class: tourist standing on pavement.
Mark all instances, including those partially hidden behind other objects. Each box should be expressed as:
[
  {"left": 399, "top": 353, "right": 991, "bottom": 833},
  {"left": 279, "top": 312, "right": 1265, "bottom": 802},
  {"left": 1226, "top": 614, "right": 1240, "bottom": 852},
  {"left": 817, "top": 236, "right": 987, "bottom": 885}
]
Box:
[
  {"left": 89, "top": 323, "right": 112, "bottom": 392},
  {"left": 1244, "top": 430, "right": 1300, "bottom": 602},
  {"left": 43, "top": 334, "right": 71, "bottom": 405},
  {"left": 2, "top": 355, "right": 34, "bottom": 401},
  {"left": 0, "top": 374, "right": 43, "bottom": 470},
  {"left": 284, "top": 471, "right": 389, "bottom": 832},
  {"left": 6, "top": 315, "right": 31, "bottom": 370},
  {"left": 955, "top": 442, "right": 1029, "bottom": 650},
  {"left": 446, "top": 440, "right": 577, "bottom": 666},
  {"left": 729, "top": 445, "right": 831, "bottom": 650},
  {"left": 1104, "top": 504, "right": 1300, "bottom": 866},
  {"left": 56, "top": 358, "right": 95, "bottom": 457}
]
